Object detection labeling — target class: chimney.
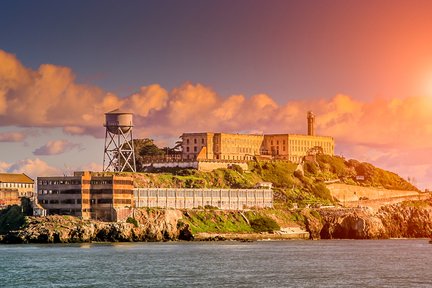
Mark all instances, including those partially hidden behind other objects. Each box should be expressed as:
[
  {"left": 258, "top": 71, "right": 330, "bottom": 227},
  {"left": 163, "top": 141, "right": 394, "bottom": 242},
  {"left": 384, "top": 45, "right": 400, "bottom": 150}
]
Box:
[{"left": 307, "top": 111, "right": 315, "bottom": 136}]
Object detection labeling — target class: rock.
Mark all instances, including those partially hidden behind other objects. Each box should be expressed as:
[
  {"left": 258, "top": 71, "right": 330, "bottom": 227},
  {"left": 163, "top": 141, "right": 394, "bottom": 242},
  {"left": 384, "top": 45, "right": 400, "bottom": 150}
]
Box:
[
  {"left": 310, "top": 200, "right": 432, "bottom": 239},
  {"left": 0, "top": 209, "right": 187, "bottom": 244}
]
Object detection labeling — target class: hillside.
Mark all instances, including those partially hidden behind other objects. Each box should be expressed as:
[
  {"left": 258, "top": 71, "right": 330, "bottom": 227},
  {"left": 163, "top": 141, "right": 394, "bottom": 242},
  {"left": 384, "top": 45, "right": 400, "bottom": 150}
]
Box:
[{"left": 127, "top": 155, "right": 418, "bottom": 209}]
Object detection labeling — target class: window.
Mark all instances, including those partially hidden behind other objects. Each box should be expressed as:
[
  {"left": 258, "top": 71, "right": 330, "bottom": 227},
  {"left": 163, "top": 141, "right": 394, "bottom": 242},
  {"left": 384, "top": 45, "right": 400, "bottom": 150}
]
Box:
[
  {"left": 186, "top": 139, "right": 189, "bottom": 144},
  {"left": 202, "top": 138, "right": 204, "bottom": 144},
  {"left": 194, "top": 146, "right": 197, "bottom": 152},
  {"left": 186, "top": 147, "right": 190, "bottom": 152},
  {"left": 194, "top": 138, "right": 197, "bottom": 144}
]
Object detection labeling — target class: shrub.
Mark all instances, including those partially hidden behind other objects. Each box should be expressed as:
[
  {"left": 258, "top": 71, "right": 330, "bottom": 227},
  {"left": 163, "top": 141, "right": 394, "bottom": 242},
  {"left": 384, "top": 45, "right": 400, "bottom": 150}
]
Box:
[
  {"left": 230, "top": 164, "right": 244, "bottom": 174},
  {"left": 126, "top": 217, "right": 139, "bottom": 227},
  {"left": 0, "top": 205, "right": 26, "bottom": 234},
  {"left": 250, "top": 216, "right": 280, "bottom": 232}
]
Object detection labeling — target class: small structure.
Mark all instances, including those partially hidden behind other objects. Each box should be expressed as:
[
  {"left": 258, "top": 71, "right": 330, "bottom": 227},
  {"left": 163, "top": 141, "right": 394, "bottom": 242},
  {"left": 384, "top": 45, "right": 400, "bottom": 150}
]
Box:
[
  {"left": 254, "top": 182, "right": 273, "bottom": 189},
  {"left": 103, "top": 109, "right": 136, "bottom": 172}
]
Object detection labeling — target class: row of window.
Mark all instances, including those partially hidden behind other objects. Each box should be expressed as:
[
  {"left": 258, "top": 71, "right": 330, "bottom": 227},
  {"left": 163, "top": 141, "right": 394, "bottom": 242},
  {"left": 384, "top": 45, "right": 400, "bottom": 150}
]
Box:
[
  {"left": 40, "top": 198, "right": 132, "bottom": 205},
  {"left": 38, "top": 180, "right": 81, "bottom": 185},
  {"left": 185, "top": 138, "right": 205, "bottom": 145},
  {"left": 38, "top": 189, "right": 133, "bottom": 195},
  {"left": 0, "top": 183, "right": 33, "bottom": 188},
  {"left": 39, "top": 179, "right": 133, "bottom": 186}
]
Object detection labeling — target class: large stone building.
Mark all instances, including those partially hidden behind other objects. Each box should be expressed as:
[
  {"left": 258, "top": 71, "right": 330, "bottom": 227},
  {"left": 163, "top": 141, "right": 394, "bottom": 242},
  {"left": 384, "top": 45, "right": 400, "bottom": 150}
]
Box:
[
  {"left": 182, "top": 132, "right": 264, "bottom": 161},
  {"left": 181, "top": 112, "right": 334, "bottom": 163},
  {"left": 0, "top": 173, "right": 34, "bottom": 198},
  {"left": 37, "top": 171, "right": 133, "bottom": 221}
]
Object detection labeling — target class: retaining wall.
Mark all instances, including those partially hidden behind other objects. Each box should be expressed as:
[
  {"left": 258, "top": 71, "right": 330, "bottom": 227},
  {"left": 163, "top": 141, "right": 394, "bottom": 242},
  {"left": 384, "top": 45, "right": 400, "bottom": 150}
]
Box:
[{"left": 327, "top": 183, "right": 419, "bottom": 202}]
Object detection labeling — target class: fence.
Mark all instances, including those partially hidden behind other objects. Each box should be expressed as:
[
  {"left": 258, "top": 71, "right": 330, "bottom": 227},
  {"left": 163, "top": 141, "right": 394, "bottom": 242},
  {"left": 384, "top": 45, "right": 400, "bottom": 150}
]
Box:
[{"left": 133, "top": 188, "right": 273, "bottom": 210}]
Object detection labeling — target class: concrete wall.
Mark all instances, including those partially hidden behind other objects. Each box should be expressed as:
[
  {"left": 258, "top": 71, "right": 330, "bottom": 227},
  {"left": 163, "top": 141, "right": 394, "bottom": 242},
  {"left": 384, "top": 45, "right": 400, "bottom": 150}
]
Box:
[
  {"left": 143, "top": 160, "right": 248, "bottom": 172},
  {"left": 134, "top": 188, "right": 273, "bottom": 210},
  {"left": 327, "top": 183, "right": 420, "bottom": 203},
  {"left": 197, "top": 161, "right": 248, "bottom": 172},
  {"left": 143, "top": 161, "right": 198, "bottom": 170}
]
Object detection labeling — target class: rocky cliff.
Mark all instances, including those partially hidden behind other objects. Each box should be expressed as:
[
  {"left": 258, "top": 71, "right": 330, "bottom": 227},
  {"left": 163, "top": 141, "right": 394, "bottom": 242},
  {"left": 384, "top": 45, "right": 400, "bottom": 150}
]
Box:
[
  {"left": 2, "top": 200, "right": 432, "bottom": 243},
  {"left": 306, "top": 200, "right": 432, "bottom": 239},
  {"left": 0, "top": 209, "right": 192, "bottom": 244}
]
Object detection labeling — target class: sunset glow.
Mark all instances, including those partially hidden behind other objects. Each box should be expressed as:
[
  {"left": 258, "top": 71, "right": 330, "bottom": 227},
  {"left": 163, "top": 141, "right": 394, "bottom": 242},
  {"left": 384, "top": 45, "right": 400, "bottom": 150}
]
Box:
[{"left": 1, "top": 1, "right": 432, "bottom": 189}]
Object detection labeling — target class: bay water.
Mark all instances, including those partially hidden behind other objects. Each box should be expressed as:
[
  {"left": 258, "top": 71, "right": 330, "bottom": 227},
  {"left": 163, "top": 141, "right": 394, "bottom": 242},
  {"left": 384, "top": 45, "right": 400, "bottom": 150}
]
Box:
[{"left": 1, "top": 239, "right": 431, "bottom": 287}]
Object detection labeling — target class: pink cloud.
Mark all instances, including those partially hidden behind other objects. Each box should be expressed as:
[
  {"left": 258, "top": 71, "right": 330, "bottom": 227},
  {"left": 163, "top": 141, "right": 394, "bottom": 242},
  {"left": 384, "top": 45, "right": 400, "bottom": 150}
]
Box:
[
  {"left": 2, "top": 49, "right": 432, "bottom": 188},
  {"left": 33, "top": 140, "right": 82, "bottom": 155},
  {"left": 6, "top": 158, "right": 60, "bottom": 179},
  {"left": 0, "top": 131, "right": 25, "bottom": 142}
]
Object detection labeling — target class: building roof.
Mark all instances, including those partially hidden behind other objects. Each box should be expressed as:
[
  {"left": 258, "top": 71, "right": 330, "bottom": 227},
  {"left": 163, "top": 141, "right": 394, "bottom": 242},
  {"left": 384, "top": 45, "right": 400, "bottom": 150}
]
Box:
[{"left": 0, "top": 173, "right": 34, "bottom": 184}]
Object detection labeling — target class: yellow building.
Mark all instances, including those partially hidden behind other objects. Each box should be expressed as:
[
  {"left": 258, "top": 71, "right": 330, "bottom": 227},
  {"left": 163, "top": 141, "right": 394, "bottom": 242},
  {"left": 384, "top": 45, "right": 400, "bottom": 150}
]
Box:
[
  {"left": 37, "top": 171, "right": 133, "bottom": 221},
  {"left": 263, "top": 134, "right": 334, "bottom": 163},
  {"left": 182, "top": 132, "right": 263, "bottom": 161},
  {"left": 181, "top": 112, "right": 334, "bottom": 163},
  {"left": 0, "top": 173, "right": 34, "bottom": 198}
]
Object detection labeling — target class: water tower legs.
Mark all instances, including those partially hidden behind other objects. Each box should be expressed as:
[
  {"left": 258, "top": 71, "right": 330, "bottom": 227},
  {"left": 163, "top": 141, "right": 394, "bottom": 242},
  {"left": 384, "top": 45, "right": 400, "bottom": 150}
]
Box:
[{"left": 103, "top": 127, "right": 136, "bottom": 172}]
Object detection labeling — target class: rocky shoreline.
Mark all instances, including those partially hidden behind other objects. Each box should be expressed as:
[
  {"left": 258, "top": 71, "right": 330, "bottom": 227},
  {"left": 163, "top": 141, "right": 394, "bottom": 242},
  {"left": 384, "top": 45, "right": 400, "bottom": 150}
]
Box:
[{"left": 1, "top": 200, "right": 432, "bottom": 244}]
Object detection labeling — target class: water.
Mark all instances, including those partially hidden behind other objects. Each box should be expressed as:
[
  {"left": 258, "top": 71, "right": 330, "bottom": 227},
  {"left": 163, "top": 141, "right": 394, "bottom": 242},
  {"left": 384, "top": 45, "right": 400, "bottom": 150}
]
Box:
[{"left": 1, "top": 239, "right": 432, "bottom": 287}]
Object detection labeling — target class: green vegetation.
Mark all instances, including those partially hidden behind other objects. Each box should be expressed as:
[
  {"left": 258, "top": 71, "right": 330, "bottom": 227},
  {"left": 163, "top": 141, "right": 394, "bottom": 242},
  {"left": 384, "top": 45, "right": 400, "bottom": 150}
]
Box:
[
  {"left": 182, "top": 209, "right": 285, "bottom": 234},
  {"left": 129, "top": 154, "right": 417, "bottom": 209},
  {"left": 312, "top": 155, "right": 418, "bottom": 191},
  {"left": 183, "top": 210, "right": 253, "bottom": 234},
  {"left": 0, "top": 205, "right": 26, "bottom": 234},
  {"left": 249, "top": 216, "right": 280, "bottom": 232},
  {"left": 126, "top": 217, "right": 139, "bottom": 227}
]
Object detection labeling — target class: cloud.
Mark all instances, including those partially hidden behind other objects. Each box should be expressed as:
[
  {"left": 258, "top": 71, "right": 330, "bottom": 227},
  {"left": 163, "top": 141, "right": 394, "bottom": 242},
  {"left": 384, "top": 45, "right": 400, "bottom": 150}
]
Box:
[
  {"left": 0, "top": 131, "right": 25, "bottom": 142},
  {"left": 5, "top": 158, "right": 60, "bottom": 180},
  {"left": 2, "top": 49, "right": 432, "bottom": 188},
  {"left": 78, "top": 162, "right": 104, "bottom": 172},
  {"left": 0, "top": 161, "right": 11, "bottom": 172},
  {"left": 33, "top": 140, "right": 82, "bottom": 155}
]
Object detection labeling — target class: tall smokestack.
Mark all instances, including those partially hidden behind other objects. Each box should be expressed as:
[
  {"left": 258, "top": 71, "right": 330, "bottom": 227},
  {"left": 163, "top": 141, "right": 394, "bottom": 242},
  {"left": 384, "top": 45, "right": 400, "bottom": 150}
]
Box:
[{"left": 307, "top": 111, "right": 315, "bottom": 136}]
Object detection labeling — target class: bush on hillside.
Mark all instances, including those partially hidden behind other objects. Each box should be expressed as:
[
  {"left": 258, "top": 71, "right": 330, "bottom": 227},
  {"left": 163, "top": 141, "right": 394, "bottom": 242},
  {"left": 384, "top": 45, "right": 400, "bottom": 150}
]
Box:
[
  {"left": 126, "top": 217, "right": 139, "bottom": 227},
  {"left": 0, "top": 205, "right": 26, "bottom": 234},
  {"left": 250, "top": 216, "right": 280, "bottom": 232}
]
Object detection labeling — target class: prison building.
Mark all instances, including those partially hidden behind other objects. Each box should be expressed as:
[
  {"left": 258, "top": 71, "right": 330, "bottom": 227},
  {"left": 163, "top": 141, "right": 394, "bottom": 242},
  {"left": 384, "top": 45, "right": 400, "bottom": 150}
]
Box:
[
  {"left": 262, "top": 134, "right": 334, "bottom": 163},
  {"left": 37, "top": 171, "right": 133, "bottom": 221},
  {"left": 182, "top": 132, "right": 264, "bottom": 161},
  {"left": 0, "top": 173, "right": 34, "bottom": 198},
  {"left": 134, "top": 188, "right": 273, "bottom": 210}
]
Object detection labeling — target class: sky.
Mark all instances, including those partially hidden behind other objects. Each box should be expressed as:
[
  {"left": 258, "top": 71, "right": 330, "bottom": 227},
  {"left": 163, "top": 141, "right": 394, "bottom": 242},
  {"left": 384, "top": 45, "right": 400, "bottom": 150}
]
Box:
[{"left": 1, "top": 0, "right": 432, "bottom": 189}]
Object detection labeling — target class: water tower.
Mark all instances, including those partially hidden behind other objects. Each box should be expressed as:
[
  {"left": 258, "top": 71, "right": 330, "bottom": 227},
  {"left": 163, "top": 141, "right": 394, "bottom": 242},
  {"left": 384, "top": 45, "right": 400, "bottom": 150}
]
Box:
[{"left": 103, "top": 109, "right": 136, "bottom": 172}]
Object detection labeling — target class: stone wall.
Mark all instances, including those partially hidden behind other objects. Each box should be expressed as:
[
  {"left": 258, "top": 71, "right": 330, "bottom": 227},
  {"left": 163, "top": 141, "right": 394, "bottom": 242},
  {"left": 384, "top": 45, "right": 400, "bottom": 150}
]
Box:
[
  {"left": 143, "top": 160, "right": 248, "bottom": 172},
  {"left": 197, "top": 161, "right": 248, "bottom": 172},
  {"left": 327, "top": 183, "right": 420, "bottom": 203}
]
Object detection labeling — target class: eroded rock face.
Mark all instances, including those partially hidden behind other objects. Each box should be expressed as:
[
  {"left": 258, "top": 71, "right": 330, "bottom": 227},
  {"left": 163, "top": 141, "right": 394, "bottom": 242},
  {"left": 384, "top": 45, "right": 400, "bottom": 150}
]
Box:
[
  {"left": 0, "top": 209, "right": 188, "bottom": 244},
  {"left": 378, "top": 203, "right": 432, "bottom": 238},
  {"left": 318, "top": 210, "right": 386, "bottom": 239},
  {"left": 307, "top": 200, "right": 432, "bottom": 239}
]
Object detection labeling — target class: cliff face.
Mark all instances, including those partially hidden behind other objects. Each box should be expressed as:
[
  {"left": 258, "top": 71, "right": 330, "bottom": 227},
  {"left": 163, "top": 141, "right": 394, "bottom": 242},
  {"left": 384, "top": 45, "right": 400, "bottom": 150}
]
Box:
[
  {"left": 0, "top": 209, "right": 191, "bottom": 244},
  {"left": 2, "top": 201, "right": 432, "bottom": 243},
  {"left": 307, "top": 201, "right": 432, "bottom": 239}
]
